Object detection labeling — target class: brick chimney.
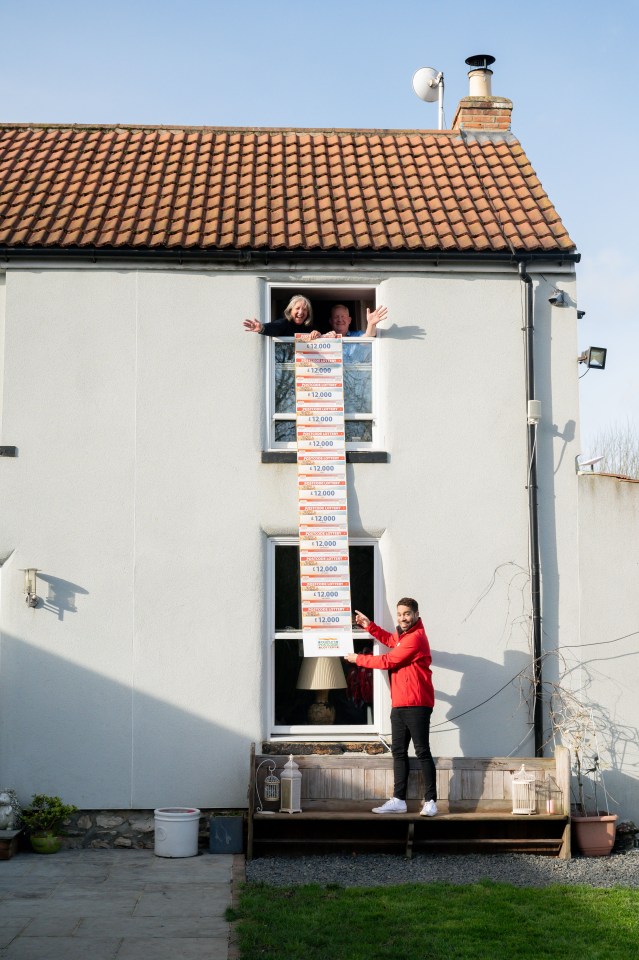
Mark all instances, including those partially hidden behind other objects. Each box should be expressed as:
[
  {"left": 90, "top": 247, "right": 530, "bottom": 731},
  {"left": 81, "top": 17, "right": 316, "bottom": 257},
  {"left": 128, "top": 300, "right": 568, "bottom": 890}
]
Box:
[{"left": 452, "top": 54, "right": 512, "bottom": 132}]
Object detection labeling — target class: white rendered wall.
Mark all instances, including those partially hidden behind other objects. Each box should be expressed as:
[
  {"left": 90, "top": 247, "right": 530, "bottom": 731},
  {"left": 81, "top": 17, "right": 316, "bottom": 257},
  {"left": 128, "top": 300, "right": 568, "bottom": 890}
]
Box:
[
  {"left": 370, "top": 271, "right": 581, "bottom": 758},
  {"left": 0, "top": 263, "right": 580, "bottom": 809},
  {"left": 577, "top": 475, "right": 639, "bottom": 823}
]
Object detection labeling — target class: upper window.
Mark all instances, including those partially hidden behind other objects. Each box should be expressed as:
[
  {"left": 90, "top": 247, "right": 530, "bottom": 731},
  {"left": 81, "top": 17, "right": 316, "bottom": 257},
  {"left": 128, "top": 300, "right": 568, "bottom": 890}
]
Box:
[{"left": 266, "top": 285, "right": 380, "bottom": 451}]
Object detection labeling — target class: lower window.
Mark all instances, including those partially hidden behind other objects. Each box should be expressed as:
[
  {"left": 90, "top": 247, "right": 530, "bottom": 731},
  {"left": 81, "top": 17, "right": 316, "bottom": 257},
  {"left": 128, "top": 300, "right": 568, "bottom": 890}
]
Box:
[{"left": 268, "top": 537, "right": 380, "bottom": 736}]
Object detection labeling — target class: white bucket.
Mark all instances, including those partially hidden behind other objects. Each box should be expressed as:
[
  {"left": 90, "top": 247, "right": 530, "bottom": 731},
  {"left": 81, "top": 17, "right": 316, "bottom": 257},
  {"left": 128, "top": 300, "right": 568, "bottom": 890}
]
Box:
[{"left": 154, "top": 807, "right": 201, "bottom": 858}]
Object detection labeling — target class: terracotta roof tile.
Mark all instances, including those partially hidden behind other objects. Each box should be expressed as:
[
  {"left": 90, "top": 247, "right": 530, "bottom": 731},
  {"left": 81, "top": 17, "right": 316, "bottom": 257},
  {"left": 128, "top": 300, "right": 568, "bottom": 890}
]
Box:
[{"left": 0, "top": 123, "right": 575, "bottom": 253}]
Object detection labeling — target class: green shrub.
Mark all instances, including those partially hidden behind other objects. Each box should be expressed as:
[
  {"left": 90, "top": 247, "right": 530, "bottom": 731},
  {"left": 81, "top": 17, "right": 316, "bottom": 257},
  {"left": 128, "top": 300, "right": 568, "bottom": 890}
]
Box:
[{"left": 20, "top": 794, "right": 77, "bottom": 835}]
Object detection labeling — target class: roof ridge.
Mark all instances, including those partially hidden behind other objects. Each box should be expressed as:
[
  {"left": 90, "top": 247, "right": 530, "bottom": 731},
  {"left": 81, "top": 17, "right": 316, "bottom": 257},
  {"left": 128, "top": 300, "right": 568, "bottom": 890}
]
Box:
[{"left": 0, "top": 121, "right": 485, "bottom": 136}]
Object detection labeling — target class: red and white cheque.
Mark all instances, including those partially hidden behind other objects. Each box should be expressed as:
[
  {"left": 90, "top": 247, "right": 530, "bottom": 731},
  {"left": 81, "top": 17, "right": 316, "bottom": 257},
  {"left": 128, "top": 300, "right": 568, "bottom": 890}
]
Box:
[
  {"left": 297, "top": 451, "right": 346, "bottom": 466},
  {"left": 299, "top": 555, "right": 350, "bottom": 576},
  {"left": 300, "top": 533, "right": 349, "bottom": 550},
  {"left": 301, "top": 580, "right": 351, "bottom": 602}
]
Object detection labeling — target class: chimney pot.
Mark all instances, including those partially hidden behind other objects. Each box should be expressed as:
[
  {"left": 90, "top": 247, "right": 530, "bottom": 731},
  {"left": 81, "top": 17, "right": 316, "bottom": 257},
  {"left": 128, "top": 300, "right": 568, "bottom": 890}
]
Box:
[{"left": 465, "top": 53, "right": 496, "bottom": 97}]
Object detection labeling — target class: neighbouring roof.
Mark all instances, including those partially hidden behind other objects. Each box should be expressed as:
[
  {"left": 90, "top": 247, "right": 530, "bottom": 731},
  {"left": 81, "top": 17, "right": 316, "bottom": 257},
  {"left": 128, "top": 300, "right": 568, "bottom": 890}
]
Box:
[{"left": 0, "top": 123, "right": 575, "bottom": 255}]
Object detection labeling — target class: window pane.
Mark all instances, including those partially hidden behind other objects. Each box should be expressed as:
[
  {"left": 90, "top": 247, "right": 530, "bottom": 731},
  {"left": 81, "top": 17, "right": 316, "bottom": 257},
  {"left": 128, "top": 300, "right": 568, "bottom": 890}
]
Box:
[
  {"left": 273, "top": 340, "right": 372, "bottom": 418},
  {"left": 343, "top": 342, "right": 372, "bottom": 414},
  {"left": 343, "top": 342, "right": 372, "bottom": 365},
  {"left": 274, "top": 343, "right": 296, "bottom": 364},
  {"left": 274, "top": 421, "right": 297, "bottom": 443},
  {"left": 274, "top": 637, "right": 307, "bottom": 725},
  {"left": 343, "top": 367, "right": 372, "bottom": 414},
  {"left": 274, "top": 342, "right": 295, "bottom": 414},
  {"left": 275, "top": 420, "right": 372, "bottom": 443},
  {"left": 345, "top": 421, "right": 373, "bottom": 443},
  {"left": 349, "top": 545, "right": 374, "bottom": 615},
  {"left": 274, "top": 545, "right": 301, "bottom": 631}
]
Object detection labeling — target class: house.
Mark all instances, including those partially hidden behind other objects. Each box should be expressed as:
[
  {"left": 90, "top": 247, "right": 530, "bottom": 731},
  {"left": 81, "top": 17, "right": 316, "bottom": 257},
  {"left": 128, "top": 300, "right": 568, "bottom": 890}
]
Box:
[{"left": 1, "top": 56, "right": 634, "bottom": 827}]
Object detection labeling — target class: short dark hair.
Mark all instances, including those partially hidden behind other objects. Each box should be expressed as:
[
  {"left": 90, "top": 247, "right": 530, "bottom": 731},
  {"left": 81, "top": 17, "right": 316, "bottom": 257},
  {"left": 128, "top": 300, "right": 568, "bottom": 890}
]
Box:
[{"left": 397, "top": 597, "right": 418, "bottom": 614}]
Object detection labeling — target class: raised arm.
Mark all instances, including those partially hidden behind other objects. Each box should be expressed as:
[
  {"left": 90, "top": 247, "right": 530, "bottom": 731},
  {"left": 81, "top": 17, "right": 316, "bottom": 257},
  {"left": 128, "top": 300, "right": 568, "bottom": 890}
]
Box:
[{"left": 364, "top": 305, "right": 388, "bottom": 338}]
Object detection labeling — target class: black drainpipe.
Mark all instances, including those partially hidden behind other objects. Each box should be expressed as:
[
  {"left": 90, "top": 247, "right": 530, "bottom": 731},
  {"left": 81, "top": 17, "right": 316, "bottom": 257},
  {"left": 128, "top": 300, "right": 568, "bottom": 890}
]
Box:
[{"left": 519, "top": 262, "right": 543, "bottom": 756}]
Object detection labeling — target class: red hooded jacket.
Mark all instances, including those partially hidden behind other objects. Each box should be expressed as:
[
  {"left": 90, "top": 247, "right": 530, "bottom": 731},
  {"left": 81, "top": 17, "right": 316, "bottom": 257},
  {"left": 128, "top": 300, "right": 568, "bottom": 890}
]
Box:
[{"left": 355, "top": 617, "right": 434, "bottom": 708}]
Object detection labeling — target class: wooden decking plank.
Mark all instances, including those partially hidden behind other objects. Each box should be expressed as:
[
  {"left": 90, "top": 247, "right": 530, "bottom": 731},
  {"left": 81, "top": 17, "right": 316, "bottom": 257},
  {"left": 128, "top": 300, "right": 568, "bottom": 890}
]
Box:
[{"left": 254, "top": 810, "right": 568, "bottom": 822}]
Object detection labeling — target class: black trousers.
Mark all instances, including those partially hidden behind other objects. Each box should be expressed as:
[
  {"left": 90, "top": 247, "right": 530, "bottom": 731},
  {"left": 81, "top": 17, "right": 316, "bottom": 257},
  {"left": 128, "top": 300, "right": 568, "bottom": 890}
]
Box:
[{"left": 390, "top": 706, "right": 437, "bottom": 802}]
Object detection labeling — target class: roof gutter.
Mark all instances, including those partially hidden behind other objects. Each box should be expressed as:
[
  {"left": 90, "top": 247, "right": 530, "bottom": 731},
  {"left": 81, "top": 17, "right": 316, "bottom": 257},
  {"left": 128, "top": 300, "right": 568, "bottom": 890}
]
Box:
[
  {"left": 519, "top": 261, "right": 544, "bottom": 757},
  {"left": 0, "top": 246, "right": 581, "bottom": 267}
]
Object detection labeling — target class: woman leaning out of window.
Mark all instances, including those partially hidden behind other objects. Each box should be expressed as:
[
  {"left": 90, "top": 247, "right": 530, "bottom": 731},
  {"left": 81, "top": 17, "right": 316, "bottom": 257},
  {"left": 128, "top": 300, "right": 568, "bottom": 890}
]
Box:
[{"left": 242, "top": 295, "right": 320, "bottom": 339}]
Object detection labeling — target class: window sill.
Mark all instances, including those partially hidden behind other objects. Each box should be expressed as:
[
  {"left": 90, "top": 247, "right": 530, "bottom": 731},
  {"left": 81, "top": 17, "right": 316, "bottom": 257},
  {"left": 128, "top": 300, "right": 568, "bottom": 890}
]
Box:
[
  {"left": 262, "top": 451, "right": 389, "bottom": 464},
  {"left": 262, "top": 739, "right": 386, "bottom": 754}
]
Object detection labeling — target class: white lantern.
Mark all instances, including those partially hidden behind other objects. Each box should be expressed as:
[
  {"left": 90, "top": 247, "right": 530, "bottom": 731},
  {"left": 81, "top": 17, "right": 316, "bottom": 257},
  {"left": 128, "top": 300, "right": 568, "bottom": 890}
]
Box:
[
  {"left": 279, "top": 755, "right": 302, "bottom": 814},
  {"left": 511, "top": 764, "right": 537, "bottom": 815},
  {"left": 254, "top": 760, "right": 280, "bottom": 814},
  {"left": 264, "top": 771, "right": 280, "bottom": 804}
]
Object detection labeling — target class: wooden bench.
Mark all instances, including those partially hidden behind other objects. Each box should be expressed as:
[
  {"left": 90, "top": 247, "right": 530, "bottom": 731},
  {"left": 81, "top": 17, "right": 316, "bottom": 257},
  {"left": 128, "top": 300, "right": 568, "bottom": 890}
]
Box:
[{"left": 247, "top": 745, "right": 572, "bottom": 860}]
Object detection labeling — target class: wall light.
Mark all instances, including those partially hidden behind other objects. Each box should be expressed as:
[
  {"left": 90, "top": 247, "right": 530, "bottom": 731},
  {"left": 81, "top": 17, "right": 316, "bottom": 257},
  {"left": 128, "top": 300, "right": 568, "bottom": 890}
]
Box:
[
  {"left": 578, "top": 346, "right": 607, "bottom": 370},
  {"left": 20, "top": 568, "right": 40, "bottom": 607}
]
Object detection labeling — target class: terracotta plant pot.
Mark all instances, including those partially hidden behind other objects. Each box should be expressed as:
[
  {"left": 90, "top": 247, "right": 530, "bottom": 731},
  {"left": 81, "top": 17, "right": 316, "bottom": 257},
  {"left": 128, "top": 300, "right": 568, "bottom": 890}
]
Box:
[
  {"left": 572, "top": 814, "right": 618, "bottom": 857},
  {"left": 30, "top": 834, "right": 62, "bottom": 854}
]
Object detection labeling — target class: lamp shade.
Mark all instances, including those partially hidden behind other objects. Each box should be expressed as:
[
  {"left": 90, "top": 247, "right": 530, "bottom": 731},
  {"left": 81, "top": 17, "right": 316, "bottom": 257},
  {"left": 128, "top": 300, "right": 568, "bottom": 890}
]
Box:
[{"left": 296, "top": 657, "right": 347, "bottom": 691}]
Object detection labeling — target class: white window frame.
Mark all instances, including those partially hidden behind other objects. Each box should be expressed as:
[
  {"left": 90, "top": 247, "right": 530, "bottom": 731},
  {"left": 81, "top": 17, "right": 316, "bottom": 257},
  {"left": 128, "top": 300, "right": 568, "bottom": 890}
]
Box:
[
  {"left": 266, "top": 535, "right": 384, "bottom": 740},
  {"left": 264, "top": 283, "right": 383, "bottom": 452}
]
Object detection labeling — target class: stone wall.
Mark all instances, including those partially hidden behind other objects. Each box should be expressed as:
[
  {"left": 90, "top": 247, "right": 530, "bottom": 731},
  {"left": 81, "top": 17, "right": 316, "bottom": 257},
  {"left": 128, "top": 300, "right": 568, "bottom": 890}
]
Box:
[{"left": 59, "top": 809, "right": 244, "bottom": 850}]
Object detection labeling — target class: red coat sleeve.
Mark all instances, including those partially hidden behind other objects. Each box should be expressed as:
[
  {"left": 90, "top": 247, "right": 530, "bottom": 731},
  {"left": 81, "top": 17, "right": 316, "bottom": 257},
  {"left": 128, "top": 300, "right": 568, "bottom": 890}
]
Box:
[
  {"left": 356, "top": 622, "right": 431, "bottom": 671},
  {"left": 365, "top": 621, "right": 398, "bottom": 650}
]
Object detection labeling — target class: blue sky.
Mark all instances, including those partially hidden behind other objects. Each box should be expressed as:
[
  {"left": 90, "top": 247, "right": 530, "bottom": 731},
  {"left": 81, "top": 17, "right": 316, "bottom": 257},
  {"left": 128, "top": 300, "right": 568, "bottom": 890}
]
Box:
[{"left": 3, "top": 0, "right": 637, "bottom": 451}]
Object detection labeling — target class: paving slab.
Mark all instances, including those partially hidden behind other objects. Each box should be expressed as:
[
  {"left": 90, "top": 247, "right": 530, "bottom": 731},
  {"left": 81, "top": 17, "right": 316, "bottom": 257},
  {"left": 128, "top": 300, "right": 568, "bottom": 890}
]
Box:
[
  {"left": 134, "top": 884, "right": 231, "bottom": 916},
  {"left": 0, "top": 921, "right": 30, "bottom": 950},
  {"left": 0, "top": 850, "right": 236, "bottom": 959},
  {"left": 0, "top": 882, "right": 56, "bottom": 900},
  {"left": 0, "top": 937, "right": 121, "bottom": 960},
  {"left": 0, "top": 898, "right": 137, "bottom": 919},
  {"left": 116, "top": 937, "right": 229, "bottom": 960},
  {"left": 76, "top": 915, "right": 229, "bottom": 938},
  {"left": 17, "top": 916, "right": 81, "bottom": 937}
]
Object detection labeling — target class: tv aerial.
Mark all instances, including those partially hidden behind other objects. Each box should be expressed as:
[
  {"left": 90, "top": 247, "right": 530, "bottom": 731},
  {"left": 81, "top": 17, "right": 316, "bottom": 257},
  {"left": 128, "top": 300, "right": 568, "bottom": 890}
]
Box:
[{"left": 412, "top": 66, "right": 444, "bottom": 129}]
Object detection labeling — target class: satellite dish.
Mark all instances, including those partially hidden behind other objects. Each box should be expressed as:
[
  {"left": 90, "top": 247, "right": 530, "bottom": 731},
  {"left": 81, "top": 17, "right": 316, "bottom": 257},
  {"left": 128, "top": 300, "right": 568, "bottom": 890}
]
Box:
[
  {"left": 412, "top": 66, "right": 444, "bottom": 129},
  {"left": 412, "top": 67, "right": 441, "bottom": 103},
  {"left": 578, "top": 456, "right": 605, "bottom": 471}
]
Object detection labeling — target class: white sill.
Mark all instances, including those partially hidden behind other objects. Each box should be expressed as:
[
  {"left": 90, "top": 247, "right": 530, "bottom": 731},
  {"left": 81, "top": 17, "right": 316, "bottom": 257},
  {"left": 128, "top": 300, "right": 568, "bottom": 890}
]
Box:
[{"left": 269, "top": 732, "right": 380, "bottom": 741}]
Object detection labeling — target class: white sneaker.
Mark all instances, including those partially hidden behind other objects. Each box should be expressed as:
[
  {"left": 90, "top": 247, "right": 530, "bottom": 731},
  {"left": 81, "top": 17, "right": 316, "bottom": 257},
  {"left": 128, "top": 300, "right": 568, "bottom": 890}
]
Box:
[
  {"left": 420, "top": 800, "right": 438, "bottom": 817},
  {"left": 372, "top": 797, "right": 407, "bottom": 814}
]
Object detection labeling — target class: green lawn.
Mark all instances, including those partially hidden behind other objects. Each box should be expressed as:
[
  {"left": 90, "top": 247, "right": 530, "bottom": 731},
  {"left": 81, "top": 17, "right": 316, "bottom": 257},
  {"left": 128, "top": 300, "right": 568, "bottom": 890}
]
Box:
[{"left": 229, "top": 881, "right": 639, "bottom": 960}]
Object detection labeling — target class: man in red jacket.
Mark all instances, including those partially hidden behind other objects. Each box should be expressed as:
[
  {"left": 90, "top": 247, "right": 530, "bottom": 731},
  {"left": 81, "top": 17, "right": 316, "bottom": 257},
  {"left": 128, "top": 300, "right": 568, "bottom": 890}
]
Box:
[{"left": 344, "top": 598, "right": 437, "bottom": 816}]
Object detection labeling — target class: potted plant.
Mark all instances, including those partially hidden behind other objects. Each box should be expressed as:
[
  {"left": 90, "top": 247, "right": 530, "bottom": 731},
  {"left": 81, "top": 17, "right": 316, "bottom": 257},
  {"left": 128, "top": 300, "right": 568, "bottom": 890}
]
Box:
[
  {"left": 20, "top": 794, "right": 77, "bottom": 854},
  {"left": 548, "top": 687, "right": 617, "bottom": 856}
]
